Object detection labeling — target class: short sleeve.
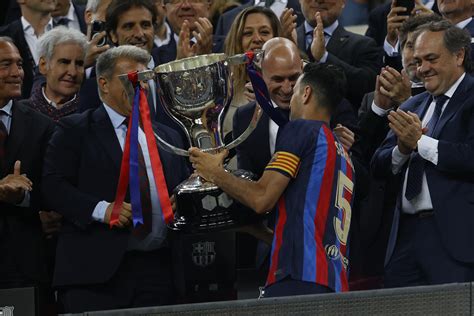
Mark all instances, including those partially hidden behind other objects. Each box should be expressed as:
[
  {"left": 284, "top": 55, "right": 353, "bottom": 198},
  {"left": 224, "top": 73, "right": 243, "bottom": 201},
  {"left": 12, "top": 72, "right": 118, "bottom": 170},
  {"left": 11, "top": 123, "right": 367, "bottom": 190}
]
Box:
[{"left": 265, "top": 120, "right": 317, "bottom": 178}]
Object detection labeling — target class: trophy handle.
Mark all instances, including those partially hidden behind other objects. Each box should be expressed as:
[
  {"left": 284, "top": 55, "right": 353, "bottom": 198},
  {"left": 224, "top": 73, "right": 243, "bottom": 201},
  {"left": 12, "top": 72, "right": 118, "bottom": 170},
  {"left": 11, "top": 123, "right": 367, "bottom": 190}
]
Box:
[{"left": 153, "top": 103, "right": 262, "bottom": 157}]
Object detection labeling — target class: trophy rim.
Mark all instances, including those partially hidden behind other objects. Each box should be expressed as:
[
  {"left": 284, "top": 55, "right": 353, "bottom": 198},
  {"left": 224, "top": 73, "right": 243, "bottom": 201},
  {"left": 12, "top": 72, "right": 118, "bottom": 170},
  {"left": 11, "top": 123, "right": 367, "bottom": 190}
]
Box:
[{"left": 154, "top": 53, "right": 227, "bottom": 73}]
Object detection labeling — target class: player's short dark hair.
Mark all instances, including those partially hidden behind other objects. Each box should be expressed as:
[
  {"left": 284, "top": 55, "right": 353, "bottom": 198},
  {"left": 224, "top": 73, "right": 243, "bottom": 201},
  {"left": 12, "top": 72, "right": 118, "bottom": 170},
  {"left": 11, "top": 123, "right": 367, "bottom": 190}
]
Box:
[
  {"left": 300, "top": 63, "right": 346, "bottom": 114},
  {"left": 105, "top": 0, "right": 157, "bottom": 36}
]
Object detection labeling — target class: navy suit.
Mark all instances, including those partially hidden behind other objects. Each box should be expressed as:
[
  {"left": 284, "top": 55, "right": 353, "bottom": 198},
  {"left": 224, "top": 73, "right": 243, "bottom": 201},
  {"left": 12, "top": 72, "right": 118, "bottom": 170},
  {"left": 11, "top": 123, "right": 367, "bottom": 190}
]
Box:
[
  {"left": 214, "top": 0, "right": 304, "bottom": 39},
  {"left": 42, "top": 105, "right": 189, "bottom": 311},
  {"left": 371, "top": 74, "right": 474, "bottom": 286},
  {"left": 297, "top": 23, "right": 380, "bottom": 110}
]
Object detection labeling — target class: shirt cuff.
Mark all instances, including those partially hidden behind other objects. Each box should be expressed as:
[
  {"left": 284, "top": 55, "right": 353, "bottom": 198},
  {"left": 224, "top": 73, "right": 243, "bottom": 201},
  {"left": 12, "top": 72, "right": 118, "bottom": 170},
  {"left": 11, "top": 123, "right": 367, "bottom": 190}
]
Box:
[
  {"left": 417, "top": 135, "right": 439, "bottom": 165},
  {"left": 391, "top": 146, "right": 410, "bottom": 174},
  {"left": 318, "top": 51, "right": 329, "bottom": 63},
  {"left": 92, "top": 201, "right": 109, "bottom": 223},
  {"left": 16, "top": 190, "right": 30, "bottom": 207},
  {"left": 383, "top": 38, "right": 399, "bottom": 56},
  {"left": 371, "top": 101, "right": 392, "bottom": 117}
]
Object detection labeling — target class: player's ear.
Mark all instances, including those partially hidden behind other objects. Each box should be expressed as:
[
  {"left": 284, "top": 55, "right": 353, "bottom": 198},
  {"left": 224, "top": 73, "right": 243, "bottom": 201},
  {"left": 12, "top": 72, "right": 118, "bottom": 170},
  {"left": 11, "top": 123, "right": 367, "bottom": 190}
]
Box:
[{"left": 302, "top": 85, "right": 312, "bottom": 105}]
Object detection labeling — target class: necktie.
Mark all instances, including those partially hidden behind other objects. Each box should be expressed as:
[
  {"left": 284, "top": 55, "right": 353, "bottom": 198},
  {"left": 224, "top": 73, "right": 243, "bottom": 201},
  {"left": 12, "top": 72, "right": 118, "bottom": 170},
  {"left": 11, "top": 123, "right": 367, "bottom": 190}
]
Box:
[
  {"left": 264, "top": 0, "right": 275, "bottom": 7},
  {"left": 123, "top": 118, "right": 152, "bottom": 238},
  {"left": 404, "top": 94, "right": 448, "bottom": 200},
  {"left": 0, "top": 113, "right": 7, "bottom": 171},
  {"left": 55, "top": 17, "right": 69, "bottom": 27}
]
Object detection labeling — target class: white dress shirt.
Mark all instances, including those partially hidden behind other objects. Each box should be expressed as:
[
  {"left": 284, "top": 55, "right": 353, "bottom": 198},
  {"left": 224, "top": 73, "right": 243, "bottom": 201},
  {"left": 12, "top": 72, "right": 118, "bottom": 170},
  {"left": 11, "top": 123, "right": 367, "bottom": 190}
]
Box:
[
  {"left": 21, "top": 16, "right": 54, "bottom": 65},
  {"left": 92, "top": 103, "right": 167, "bottom": 250},
  {"left": 391, "top": 73, "right": 465, "bottom": 214},
  {"left": 255, "top": 0, "right": 288, "bottom": 20},
  {"left": 54, "top": 2, "right": 81, "bottom": 33}
]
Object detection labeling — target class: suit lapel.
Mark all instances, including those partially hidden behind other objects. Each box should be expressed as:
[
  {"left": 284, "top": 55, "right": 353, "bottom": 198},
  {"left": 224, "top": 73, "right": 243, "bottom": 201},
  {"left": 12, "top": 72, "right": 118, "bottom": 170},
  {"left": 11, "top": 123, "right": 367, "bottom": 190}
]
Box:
[
  {"left": 296, "top": 24, "right": 306, "bottom": 52},
  {"left": 326, "top": 25, "right": 350, "bottom": 53},
  {"left": 91, "top": 105, "right": 123, "bottom": 171},
  {"left": 5, "top": 101, "right": 30, "bottom": 174},
  {"left": 433, "top": 75, "right": 472, "bottom": 138}
]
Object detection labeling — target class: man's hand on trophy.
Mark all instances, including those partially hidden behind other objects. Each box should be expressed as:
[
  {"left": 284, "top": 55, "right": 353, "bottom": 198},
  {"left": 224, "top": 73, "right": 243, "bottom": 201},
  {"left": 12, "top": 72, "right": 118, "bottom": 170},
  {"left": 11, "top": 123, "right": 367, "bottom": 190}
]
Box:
[
  {"left": 191, "top": 17, "right": 213, "bottom": 56},
  {"left": 104, "top": 201, "right": 133, "bottom": 228},
  {"left": 188, "top": 147, "right": 229, "bottom": 182}
]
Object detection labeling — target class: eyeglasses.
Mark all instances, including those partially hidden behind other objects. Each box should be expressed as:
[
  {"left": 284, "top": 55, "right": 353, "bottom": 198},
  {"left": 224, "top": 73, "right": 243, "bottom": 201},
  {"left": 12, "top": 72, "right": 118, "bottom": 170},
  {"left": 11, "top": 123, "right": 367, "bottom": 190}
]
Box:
[{"left": 165, "top": 0, "right": 208, "bottom": 5}]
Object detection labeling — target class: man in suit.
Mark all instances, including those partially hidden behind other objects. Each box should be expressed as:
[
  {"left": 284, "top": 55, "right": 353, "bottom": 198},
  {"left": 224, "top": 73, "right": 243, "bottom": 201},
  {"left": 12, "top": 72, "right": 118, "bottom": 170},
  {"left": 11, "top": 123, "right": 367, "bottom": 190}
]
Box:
[
  {"left": 214, "top": 0, "right": 304, "bottom": 40},
  {"left": 52, "top": 0, "right": 88, "bottom": 34},
  {"left": 349, "top": 14, "right": 442, "bottom": 289},
  {"left": 371, "top": 21, "right": 474, "bottom": 287},
  {"left": 0, "top": 0, "right": 56, "bottom": 99},
  {"left": 42, "top": 45, "right": 189, "bottom": 312},
  {"left": 296, "top": 0, "right": 380, "bottom": 110},
  {"left": 156, "top": 0, "right": 222, "bottom": 62},
  {"left": 0, "top": 37, "right": 55, "bottom": 314}
]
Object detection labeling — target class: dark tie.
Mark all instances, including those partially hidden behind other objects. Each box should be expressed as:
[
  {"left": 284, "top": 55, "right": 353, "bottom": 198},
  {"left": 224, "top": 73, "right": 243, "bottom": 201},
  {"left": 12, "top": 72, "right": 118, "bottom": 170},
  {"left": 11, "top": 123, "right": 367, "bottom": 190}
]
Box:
[
  {"left": 405, "top": 94, "right": 448, "bottom": 200},
  {"left": 0, "top": 113, "right": 8, "bottom": 171},
  {"left": 55, "top": 17, "right": 69, "bottom": 27},
  {"left": 123, "top": 118, "right": 152, "bottom": 238},
  {"left": 264, "top": 0, "right": 275, "bottom": 7}
]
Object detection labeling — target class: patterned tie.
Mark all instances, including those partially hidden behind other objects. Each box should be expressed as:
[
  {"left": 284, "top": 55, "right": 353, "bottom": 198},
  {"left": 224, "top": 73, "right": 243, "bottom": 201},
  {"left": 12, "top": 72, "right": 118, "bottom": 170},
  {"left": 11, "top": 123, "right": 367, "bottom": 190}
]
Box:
[
  {"left": 0, "top": 112, "right": 8, "bottom": 171},
  {"left": 123, "top": 118, "right": 152, "bottom": 238},
  {"left": 55, "top": 17, "right": 69, "bottom": 27},
  {"left": 405, "top": 94, "right": 448, "bottom": 200}
]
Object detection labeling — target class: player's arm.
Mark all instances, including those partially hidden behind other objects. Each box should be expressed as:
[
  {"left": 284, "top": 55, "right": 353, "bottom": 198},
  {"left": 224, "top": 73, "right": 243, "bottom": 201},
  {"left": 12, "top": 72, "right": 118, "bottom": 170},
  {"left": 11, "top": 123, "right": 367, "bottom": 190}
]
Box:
[{"left": 189, "top": 148, "right": 290, "bottom": 214}]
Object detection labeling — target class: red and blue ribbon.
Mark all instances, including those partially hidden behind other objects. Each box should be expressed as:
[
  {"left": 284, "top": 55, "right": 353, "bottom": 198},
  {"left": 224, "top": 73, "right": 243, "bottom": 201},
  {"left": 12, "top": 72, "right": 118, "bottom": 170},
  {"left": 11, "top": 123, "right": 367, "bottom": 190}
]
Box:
[
  {"left": 245, "top": 51, "right": 288, "bottom": 127},
  {"left": 110, "top": 72, "right": 174, "bottom": 228}
]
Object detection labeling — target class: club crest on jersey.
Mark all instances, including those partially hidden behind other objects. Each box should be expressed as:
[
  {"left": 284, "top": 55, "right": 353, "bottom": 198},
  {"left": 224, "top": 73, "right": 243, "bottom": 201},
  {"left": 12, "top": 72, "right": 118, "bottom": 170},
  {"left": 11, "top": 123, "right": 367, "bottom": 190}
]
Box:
[
  {"left": 192, "top": 241, "right": 216, "bottom": 267},
  {"left": 325, "top": 244, "right": 341, "bottom": 260}
]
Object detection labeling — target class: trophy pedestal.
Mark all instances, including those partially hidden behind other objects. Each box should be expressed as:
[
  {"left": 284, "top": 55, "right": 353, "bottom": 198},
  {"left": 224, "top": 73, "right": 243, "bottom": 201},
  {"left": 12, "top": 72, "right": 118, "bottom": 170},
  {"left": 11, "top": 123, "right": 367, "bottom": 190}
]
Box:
[
  {"left": 169, "top": 170, "right": 260, "bottom": 233},
  {"left": 171, "top": 230, "right": 237, "bottom": 303}
]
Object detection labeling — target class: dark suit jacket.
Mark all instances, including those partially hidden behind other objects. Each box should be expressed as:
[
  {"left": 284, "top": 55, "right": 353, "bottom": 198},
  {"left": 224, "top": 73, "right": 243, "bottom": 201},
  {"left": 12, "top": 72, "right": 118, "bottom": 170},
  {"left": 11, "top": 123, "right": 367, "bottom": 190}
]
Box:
[
  {"left": 72, "top": 2, "right": 87, "bottom": 35},
  {"left": 214, "top": 0, "right": 304, "bottom": 39},
  {"left": 371, "top": 74, "right": 474, "bottom": 264},
  {"left": 0, "top": 20, "right": 37, "bottom": 99},
  {"left": 42, "top": 105, "right": 189, "bottom": 287},
  {"left": 297, "top": 23, "right": 380, "bottom": 110},
  {"left": 233, "top": 98, "right": 358, "bottom": 177},
  {"left": 154, "top": 31, "right": 227, "bottom": 62},
  {"left": 0, "top": 100, "right": 55, "bottom": 285}
]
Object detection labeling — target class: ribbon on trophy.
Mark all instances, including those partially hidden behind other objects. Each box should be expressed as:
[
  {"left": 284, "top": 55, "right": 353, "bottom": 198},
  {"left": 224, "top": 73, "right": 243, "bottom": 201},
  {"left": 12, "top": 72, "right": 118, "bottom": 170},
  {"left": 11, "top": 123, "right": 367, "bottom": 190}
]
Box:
[
  {"left": 244, "top": 51, "right": 288, "bottom": 127},
  {"left": 110, "top": 71, "right": 174, "bottom": 228}
]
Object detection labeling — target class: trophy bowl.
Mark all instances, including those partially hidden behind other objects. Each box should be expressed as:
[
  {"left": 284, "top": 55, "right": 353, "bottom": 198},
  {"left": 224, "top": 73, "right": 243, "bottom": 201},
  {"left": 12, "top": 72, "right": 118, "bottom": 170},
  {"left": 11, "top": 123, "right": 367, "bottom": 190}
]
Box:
[{"left": 155, "top": 53, "right": 262, "bottom": 233}]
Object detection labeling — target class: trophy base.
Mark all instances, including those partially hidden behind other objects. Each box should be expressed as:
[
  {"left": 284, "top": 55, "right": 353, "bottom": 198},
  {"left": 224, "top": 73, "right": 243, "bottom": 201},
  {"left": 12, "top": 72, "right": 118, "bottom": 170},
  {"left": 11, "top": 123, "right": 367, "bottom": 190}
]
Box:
[{"left": 168, "top": 170, "right": 260, "bottom": 233}]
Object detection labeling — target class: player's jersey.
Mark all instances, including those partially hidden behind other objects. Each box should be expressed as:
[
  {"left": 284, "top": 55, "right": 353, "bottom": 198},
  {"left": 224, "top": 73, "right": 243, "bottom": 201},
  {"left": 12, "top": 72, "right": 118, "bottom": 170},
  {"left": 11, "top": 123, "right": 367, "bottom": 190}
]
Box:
[{"left": 264, "top": 119, "right": 355, "bottom": 292}]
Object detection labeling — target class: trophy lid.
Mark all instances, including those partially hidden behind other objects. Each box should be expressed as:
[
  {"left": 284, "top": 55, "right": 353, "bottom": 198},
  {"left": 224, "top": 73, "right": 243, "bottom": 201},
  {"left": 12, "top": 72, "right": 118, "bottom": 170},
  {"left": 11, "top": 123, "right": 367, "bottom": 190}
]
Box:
[{"left": 155, "top": 53, "right": 227, "bottom": 73}]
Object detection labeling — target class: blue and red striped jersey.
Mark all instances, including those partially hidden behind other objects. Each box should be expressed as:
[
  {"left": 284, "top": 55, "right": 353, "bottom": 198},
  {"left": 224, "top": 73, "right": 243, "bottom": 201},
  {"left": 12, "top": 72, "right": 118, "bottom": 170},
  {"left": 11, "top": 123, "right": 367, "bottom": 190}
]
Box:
[{"left": 265, "top": 119, "right": 355, "bottom": 292}]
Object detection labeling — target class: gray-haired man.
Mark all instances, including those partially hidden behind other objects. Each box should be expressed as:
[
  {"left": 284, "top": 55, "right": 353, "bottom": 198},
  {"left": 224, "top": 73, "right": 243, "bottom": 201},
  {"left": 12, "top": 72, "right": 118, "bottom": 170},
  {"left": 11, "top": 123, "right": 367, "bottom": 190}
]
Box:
[
  {"left": 42, "top": 45, "right": 189, "bottom": 313},
  {"left": 26, "top": 26, "right": 87, "bottom": 122}
]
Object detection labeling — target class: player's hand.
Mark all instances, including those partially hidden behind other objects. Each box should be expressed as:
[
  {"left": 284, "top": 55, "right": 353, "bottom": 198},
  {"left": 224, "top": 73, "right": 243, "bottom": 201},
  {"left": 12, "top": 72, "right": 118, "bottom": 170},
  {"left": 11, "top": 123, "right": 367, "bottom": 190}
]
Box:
[
  {"left": 170, "top": 195, "right": 177, "bottom": 213},
  {"left": 188, "top": 147, "right": 228, "bottom": 182},
  {"left": 310, "top": 12, "right": 326, "bottom": 61},
  {"left": 244, "top": 82, "right": 256, "bottom": 102},
  {"left": 104, "top": 201, "right": 133, "bottom": 228},
  {"left": 0, "top": 161, "right": 32, "bottom": 204}
]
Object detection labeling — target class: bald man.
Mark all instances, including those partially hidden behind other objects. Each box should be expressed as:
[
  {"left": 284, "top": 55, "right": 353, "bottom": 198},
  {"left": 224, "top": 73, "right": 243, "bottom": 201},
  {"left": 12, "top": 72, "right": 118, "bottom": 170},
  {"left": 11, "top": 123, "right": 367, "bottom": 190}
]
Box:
[
  {"left": 191, "top": 62, "right": 354, "bottom": 297},
  {"left": 233, "top": 37, "right": 356, "bottom": 179}
]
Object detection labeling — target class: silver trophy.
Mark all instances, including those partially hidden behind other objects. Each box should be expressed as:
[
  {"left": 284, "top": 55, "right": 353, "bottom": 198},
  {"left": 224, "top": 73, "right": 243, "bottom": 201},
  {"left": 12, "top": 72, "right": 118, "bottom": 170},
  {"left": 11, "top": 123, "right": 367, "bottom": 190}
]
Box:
[{"left": 119, "top": 52, "right": 263, "bottom": 232}]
